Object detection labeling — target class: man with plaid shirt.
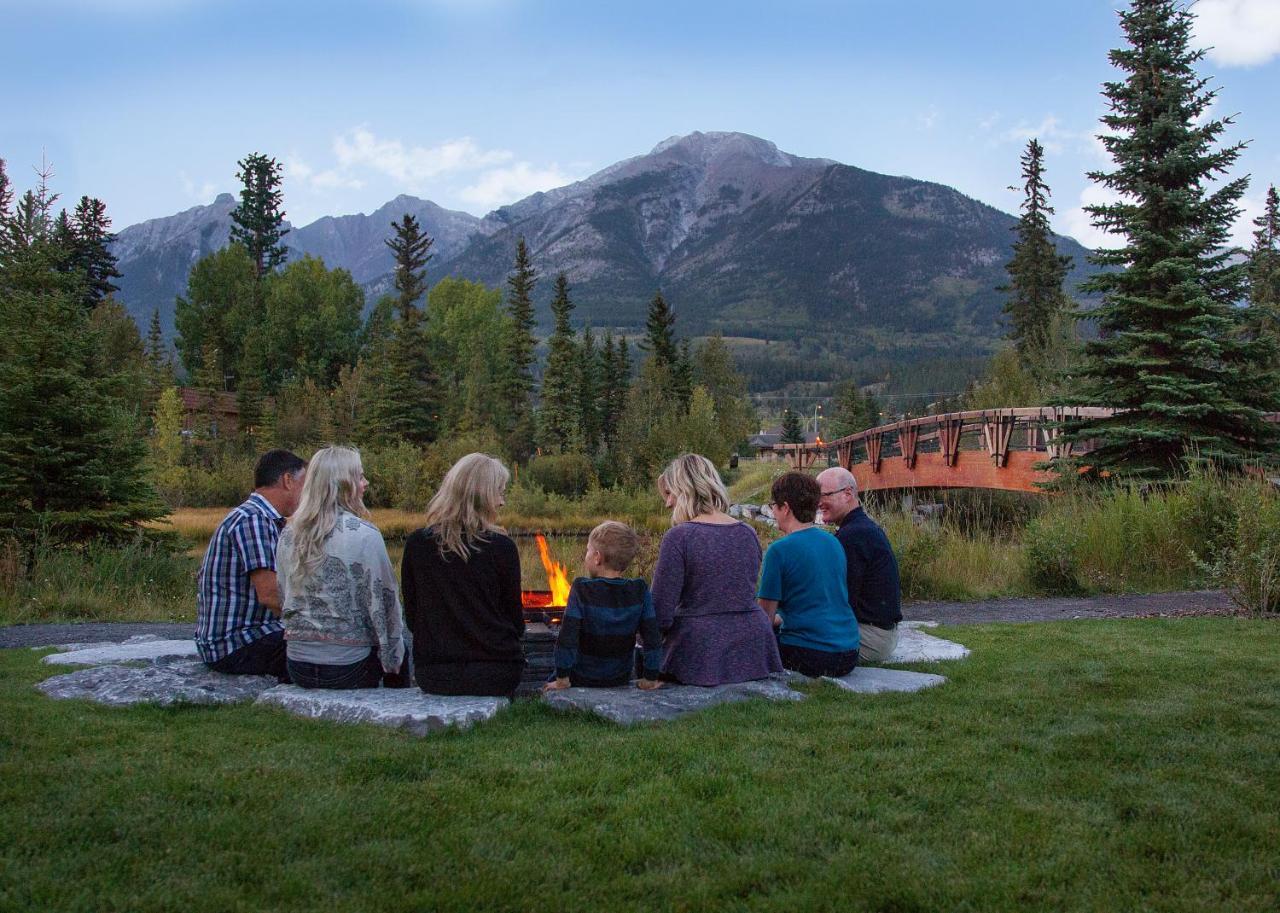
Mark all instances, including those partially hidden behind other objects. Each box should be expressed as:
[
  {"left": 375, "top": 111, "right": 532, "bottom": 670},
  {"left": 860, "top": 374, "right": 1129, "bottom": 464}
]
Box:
[{"left": 196, "top": 450, "right": 307, "bottom": 678}]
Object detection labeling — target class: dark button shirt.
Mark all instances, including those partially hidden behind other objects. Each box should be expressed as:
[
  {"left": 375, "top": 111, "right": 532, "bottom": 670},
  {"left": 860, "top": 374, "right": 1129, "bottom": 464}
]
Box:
[{"left": 834, "top": 507, "right": 902, "bottom": 629}]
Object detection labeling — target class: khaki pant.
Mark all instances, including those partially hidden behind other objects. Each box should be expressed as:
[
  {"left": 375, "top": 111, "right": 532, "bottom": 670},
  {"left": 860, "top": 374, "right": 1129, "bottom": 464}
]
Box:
[{"left": 857, "top": 623, "right": 899, "bottom": 664}]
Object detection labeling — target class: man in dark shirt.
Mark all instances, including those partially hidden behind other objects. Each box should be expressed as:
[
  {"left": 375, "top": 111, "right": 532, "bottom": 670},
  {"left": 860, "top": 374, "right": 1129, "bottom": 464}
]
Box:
[{"left": 816, "top": 467, "right": 903, "bottom": 663}]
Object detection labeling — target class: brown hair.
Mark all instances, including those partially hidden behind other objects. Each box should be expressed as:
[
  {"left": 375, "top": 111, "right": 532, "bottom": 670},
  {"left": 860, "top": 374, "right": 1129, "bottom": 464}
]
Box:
[
  {"left": 771, "top": 472, "right": 821, "bottom": 524},
  {"left": 588, "top": 521, "right": 640, "bottom": 573}
]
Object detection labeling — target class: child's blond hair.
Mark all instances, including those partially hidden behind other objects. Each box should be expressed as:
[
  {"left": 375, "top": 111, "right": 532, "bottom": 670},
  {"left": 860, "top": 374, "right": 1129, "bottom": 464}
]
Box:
[{"left": 588, "top": 521, "right": 639, "bottom": 573}]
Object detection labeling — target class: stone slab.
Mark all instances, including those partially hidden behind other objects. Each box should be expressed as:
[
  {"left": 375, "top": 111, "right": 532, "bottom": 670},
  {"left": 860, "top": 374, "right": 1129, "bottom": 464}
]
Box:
[
  {"left": 256, "top": 685, "right": 508, "bottom": 736},
  {"left": 37, "top": 658, "right": 275, "bottom": 707},
  {"left": 43, "top": 634, "right": 198, "bottom": 666},
  {"left": 822, "top": 666, "right": 947, "bottom": 694},
  {"left": 542, "top": 676, "right": 804, "bottom": 725},
  {"left": 884, "top": 623, "right": 970, "bottom": 664}
]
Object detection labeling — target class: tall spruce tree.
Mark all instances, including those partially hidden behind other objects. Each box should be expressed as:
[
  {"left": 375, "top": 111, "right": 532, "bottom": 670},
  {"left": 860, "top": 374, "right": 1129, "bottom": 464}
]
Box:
[
  {"left": 229, "top": 152, "right": 288, "bottom": 278},
  {"left": 576, "top": 325, "right": 601, "bottom": 454},
  {"left": 599, "top": 331, "right": 630, "bottom": 449},
  {"left": 537, "top": 273, "right": 581, "bottom": 452},
  {"left": 642, "top": 290, "right": 678, "bottom": 364},
  {"left": 1001, "top": 139, "right": 1073, "bottom": 364},
  {"left": 386, "top": 214, "right": 433, "bottom": 315},
  {"left": 70, "top": 196, "right": 122, "bottom": 310},
  {"left": 780, "top": 408, "right": 804, "bottom": 445},
  {"left": 1247, "top": 185, "right": 1280, "bottom": 349},
  {"left": 1059, "top": 0, "right": 1277, "bottom": 479},
  {"left": 501, "top": 237, "right": 538, "bottom": 458}
]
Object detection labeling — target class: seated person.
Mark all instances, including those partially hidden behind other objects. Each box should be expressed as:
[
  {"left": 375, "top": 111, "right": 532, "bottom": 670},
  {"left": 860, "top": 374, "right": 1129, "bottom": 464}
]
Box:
[
  {"left": 276, "top": 446, "right": 409, "bottom": 690},
  {"left": 757, "top": 472, "right": 860, "bottom": 678},
  {"left": 816, "top": 467, "right": 903, "bottom": 664},
  {"left": 544, "top": 521, "right": 663, "bottom": 691},
  {"left": 195, "top": 449, "right": 307, "bottom": 679}
]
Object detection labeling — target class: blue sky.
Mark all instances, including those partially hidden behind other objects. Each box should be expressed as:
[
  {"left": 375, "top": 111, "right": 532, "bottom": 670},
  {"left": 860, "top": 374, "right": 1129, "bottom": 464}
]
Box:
[{"left": 4, "top": 0, "right": 1278, "bottom": 249}]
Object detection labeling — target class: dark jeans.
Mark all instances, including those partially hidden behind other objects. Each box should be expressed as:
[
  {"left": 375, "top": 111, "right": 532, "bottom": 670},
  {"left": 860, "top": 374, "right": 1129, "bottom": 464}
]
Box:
[
  {"left": 287, "top": 646, "right": 412, "bottom": 691},
  {"left": 778, "top": 641, "right": 859, "bottom": 678},
  {"left": 208, "top": 630, "right": 290, "bottom": 682},
  {"left": 418, "top": 660, "right": 523, "bottom": 698}
]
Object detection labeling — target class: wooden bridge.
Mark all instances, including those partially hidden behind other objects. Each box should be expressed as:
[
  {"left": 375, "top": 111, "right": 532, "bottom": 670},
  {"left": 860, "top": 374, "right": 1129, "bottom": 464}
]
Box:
[{"left": 770, "top": 407, "right": 1280, "bottom": 494}]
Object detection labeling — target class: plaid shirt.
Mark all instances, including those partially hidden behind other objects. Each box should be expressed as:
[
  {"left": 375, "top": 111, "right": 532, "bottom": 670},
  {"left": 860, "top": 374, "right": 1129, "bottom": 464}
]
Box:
[{"left": 195, "top": 493, "right": 286, "bottom": 663}]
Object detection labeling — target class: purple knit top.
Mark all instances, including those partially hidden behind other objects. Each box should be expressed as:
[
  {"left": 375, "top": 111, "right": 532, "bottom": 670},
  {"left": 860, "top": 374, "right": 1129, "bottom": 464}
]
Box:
[{"left": 651, "top": 521, "right": 783, "bottom": 686}]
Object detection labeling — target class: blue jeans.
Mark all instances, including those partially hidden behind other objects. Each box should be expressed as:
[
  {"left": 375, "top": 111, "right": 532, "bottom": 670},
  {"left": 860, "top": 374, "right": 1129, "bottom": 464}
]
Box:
[
  {"left": 287, "top": 646, "right": 412, "bottom": 690},
  {"left": 209, "top": 630, "right": 290, "bottom": 682}
]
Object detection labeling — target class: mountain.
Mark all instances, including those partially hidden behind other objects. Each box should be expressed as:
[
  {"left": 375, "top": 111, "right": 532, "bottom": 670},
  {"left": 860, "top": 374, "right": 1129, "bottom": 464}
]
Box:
[
  {"left": 111, "top": 194, "right": 482, "bottom": 339},
  {"left": 437, "top": 131, "right": 1096, "bottom": 360},
  {"left": 111, "top": 131, "right": 1098, "bottom": 374}
]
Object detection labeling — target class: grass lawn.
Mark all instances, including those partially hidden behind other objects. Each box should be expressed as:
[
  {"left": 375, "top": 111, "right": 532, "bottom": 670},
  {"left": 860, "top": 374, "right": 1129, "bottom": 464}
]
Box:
[{"left": 2, "top": 617, "right": 1278, "bottom": 912}]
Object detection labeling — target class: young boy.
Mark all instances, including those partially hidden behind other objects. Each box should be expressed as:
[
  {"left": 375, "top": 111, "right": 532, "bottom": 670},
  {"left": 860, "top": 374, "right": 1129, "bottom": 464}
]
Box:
[{"left": 543, "top": 521, "right": 663, "bottom": 691}]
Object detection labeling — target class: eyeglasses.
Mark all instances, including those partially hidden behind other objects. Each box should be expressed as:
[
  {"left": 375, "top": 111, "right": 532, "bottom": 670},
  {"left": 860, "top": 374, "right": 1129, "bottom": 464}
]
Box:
[{"left": 819, "top": 486, "right": 851, "bottom": 498}]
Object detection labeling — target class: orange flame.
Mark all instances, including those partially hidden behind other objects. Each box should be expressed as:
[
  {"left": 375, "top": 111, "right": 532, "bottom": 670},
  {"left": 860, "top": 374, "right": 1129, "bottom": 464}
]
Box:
[{"left": 535, "top": 534, "right": 572, "bottom": 606}]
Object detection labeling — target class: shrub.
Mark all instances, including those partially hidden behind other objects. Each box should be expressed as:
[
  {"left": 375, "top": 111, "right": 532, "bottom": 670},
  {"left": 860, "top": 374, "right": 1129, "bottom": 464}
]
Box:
[
  {"left": 523, "top": 453, "right": 597, "bottom": 498},
  {"left": 1022, "top": 515, "right": 1084, "bottom": 595},
  {"left": 362, "top": 441, "right": 429, "bottom": 511}
]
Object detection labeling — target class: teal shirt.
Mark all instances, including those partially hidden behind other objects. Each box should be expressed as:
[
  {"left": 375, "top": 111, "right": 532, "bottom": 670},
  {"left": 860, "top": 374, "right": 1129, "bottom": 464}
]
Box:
[{"left": 757, "top": 526, "right": 859, "bottom": 653}]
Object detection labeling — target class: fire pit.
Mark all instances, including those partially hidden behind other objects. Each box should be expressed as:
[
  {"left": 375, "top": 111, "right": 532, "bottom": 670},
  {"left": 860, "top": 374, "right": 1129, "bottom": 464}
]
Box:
[{"left": 518, "top": 535, "right": 571, "bottom": 695}]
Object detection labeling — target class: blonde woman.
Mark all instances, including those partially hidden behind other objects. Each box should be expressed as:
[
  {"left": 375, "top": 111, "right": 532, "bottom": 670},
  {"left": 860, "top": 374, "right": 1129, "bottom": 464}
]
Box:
[
  {"left": 401, "top": 453, "right": 525, "bottom": 698},
  {"left": 276, "top": 446, "right": 408, "bottom": 689},
  {"left": 650, "top": 454, "right": 782, "bottom": 685}
]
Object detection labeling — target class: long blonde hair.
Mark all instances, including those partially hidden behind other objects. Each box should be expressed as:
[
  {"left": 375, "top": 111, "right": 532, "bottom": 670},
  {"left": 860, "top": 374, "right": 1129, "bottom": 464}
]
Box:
[
  {"left": 424, "top": 452, "right": 509, "bottom": 559},
  {"left": 283, "top": 446, "right": 368, "bottom": 586},
  {"left": 658, "top": 453, "right": 730, "bottom": 524}
]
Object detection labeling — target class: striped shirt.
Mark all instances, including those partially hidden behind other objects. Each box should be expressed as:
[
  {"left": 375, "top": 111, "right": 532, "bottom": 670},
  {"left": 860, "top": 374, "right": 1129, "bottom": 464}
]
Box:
[
  {"left": 554, "top": 577, "right": 662, "bottom": 686},
  {"left": 195, "top": 493, "right": 285, "bottom": 664}
]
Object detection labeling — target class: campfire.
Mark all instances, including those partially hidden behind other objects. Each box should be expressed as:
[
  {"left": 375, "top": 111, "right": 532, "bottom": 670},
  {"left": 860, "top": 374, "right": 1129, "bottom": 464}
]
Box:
[{"left": 521, "top": 533, "right": 571, "bottom": 625}]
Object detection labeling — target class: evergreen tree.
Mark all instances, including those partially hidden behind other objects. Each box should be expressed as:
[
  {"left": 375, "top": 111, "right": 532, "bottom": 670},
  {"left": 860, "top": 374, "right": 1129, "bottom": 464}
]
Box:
[
  {"left": 229, "top": 152, "right": 288, "bottom": 278},
  {"left": 235, "top": 334, "right": 268, "bottom": 444},
  {"left": 576, "top": 325, "right": 601, "bottom": 454},
  {"left": 642, "top": 290, "right": 678, "bottom": 364},
  {"left": 781, "top": 408, "right": 804, "bottom": 445},
  {"left": 386, "top": 213, "right": 433, "bottom": 315},
  {"left": 1247, "top": 185, "right": 1280, "bottom": 350},
  {"left": 0, "top": 185, "right": 165, "bottom": 542},
  {"left": 0, "top": 159, "right": 12, "bottom": 261},
  {"left": 144, "top": 308, "right": 174, "bottom": 395},
  {"left": 1060, "top": 0, "right": 1278, "bottom": 479},
  {"left": 70, "top": 196, "right": 122, "bottom": 310},
  {"left": 501, "top": 237, "right": 538, "bottom": 459},
  {"left": 1001, "top": 139, "right": 1073, "bottom": 364},
  {"left": 364, "top": 289, "right": 439, "bottom": 446},
  {"left": 827, "top": 380, "right": 878, "bottom": 439},
  {"left": 192, "top": 341, "right": 225, "bottom": 443},
  {"left": 537, "top": 273, "right": 581, "bottom": 452}
]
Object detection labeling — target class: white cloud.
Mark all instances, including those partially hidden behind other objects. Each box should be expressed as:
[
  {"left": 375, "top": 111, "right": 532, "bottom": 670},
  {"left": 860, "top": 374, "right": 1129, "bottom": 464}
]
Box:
[
  {"left": 459, "top": 162, "right": 584, "bottom": 209},
  {"left": 1061, "top": 184, "right": 1127, "bottom": 250},
  {"left": 284, "top": 156, "right": 363, "bottom": 192},
  {"left": 332, "top": 128, "right": 512, "bottom": 189},
  {"left": 178, "top": 170, "right": 218, "bottom": 203},
  {"left": 1001, "top": 115, "right": 1079, "bottom": 155},
  {"left": 1192, "top": 0, "right": 1280, "bottom": 67},
  {"left": 916, "top": 106, "right": 940, "bottom": 130}
]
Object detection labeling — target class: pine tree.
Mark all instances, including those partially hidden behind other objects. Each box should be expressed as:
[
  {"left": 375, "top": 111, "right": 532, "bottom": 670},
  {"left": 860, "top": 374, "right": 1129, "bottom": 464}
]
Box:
[
  {"left": 537, "top": 273, "right": 581, "bottom": 452},
  {"left": 781, "top": 408, "right": 804, "bottom": 445},
  {"left": 386, "top": 213, "right": 433, "bottom": 316},
  {"left": 229, "top": 152, "right": 288, "bottom": 278},
  {"left": 70, "top": 196, "right": 122, "bottom": 310},
  {"left": 1001, "top": 139, "right": 1073, "bottom": 364},
  {"left": 576, "top": 325, "right": 601, "bottom": 454},
  {"left": 642, "top": 290, "right": 678, "bottom": 364},
  {"left": 144, "top": 309, "right": 174, "bottom": 386},
  {"left": 1060, "top": 0, "right": 1278, "bottom": 479},
  {"left": 0, "top": 159, "right": 12, "bottom": 262},
  {"left": 364, "top": 293, "right": 439, "bottom": 446},
  {"left": 501, "top": 237, "right": 538, "bottom": 459},
  {"left": 1247, "top": 185, "right": 1280, "bottom": 350}
]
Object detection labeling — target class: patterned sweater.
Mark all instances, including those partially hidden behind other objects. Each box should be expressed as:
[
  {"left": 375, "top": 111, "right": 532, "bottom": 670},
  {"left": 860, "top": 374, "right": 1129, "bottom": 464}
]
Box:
[{"left": 276, "top": 511, "right": 406, "bottom": 672}]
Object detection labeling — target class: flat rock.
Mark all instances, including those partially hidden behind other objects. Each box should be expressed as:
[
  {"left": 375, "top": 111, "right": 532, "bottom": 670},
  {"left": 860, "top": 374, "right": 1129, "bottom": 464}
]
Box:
[
  {"left": 542, "top": 676, "right": 803, "bottom": 725},
  {"left": 884, "top": 623, "right": 970, "bottom": 664},
  {"left": 43, "top": 634, "right": 198, "bottom": 666},
  {"left": 821, "top": 666, "right": 947, "bottom": 694},
  {"left": 256, "top": 686, "right": 507, "bottom": 736},
  {"left": 37, "top": 658, "right": 275, "bottom": 706}
]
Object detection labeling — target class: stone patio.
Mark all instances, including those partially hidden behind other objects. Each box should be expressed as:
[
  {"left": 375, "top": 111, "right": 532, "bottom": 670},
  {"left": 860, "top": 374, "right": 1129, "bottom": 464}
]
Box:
[
  {"left": 542, "top": 676, "right": 804, "bottom": 724},
  {"left": 820, "top": 666, "right": 948, "bottom": 694},
  {"left": 884, "top": 622, "right": 972, "bottom": 664},
  {"left": 42, "top": 634, "right": 199, "bottom": 666}
]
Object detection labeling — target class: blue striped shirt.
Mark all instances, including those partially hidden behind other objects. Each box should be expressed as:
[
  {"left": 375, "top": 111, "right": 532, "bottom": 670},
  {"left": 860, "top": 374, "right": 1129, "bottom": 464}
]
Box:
[
  {"left": 554, "top": 577, "right": 662, "bottom": 686},
  {"left": 195, "top": 493, "right": 285, "bottom": 663}
]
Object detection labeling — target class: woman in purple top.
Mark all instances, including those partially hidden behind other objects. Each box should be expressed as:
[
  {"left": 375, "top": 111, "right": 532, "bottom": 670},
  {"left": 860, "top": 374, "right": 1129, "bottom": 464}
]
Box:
[{"left": 650, "top": 453, "right": 783, "bottom": 686}]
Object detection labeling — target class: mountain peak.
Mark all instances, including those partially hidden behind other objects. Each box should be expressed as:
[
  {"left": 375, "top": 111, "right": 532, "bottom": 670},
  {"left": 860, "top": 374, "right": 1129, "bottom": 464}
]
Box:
[
  {"left": 214, "top": 192, "right": 235, "bottom": 205},
  {"left": 649, "top": 131, "right": 796, "bottom": 168}
]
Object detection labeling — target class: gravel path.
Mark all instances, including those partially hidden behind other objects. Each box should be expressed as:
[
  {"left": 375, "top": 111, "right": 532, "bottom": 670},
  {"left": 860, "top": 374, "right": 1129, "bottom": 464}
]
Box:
[{"left": 0, "top": 590, "right": 1238, "bottom": 650}]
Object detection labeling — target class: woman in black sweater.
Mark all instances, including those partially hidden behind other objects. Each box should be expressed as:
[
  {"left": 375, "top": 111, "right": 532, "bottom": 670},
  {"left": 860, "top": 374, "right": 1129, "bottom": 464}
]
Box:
[{"left": 401, "top": 453, "right": 525, "bottom": 697}]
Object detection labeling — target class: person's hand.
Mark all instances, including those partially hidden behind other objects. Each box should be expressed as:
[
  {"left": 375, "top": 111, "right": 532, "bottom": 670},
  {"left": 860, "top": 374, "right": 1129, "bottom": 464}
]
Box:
[
  {"left": 636, "top": 678, "right": 663, "bottom": 691},
  {"left": 772, "top": 613, "right": 783, "bottom": 628},
  {"left": 543, "top": 677, "right": 571, "bottom": 693}
]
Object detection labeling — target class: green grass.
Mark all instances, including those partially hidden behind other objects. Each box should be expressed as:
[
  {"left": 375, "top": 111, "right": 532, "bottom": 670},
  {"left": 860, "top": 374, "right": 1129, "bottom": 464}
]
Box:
[{"left": 2, "top": 618, "right": 1278, "bottom": 912}]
